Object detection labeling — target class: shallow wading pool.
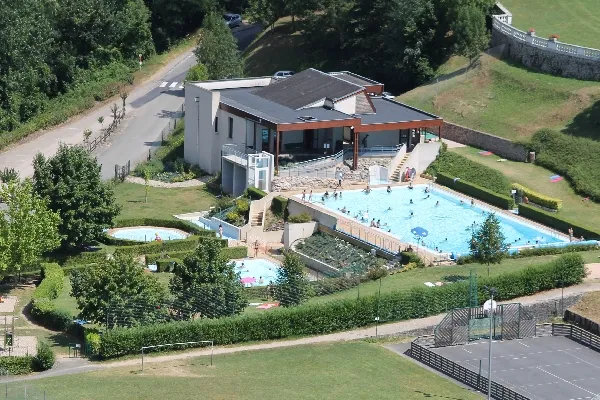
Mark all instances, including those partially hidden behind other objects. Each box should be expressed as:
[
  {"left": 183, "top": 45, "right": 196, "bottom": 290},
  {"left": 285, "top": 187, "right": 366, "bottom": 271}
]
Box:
[{"left": 107, "top": 226, "right": 190, "bottom": 242}]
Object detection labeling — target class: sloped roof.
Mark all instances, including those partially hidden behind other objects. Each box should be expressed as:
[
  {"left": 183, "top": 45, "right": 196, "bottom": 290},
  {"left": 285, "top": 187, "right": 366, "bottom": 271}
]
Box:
[{"left": 253, "top": 68, "right": 363, "bottom": 110}]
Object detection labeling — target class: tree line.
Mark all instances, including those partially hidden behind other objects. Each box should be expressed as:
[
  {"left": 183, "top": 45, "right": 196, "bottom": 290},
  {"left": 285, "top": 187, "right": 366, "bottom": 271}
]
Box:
[
  {"left": 0, "top": 0, "right": 240, "bottom": 141},
  {"left": 247, "top": 0, "right": 495, "bottom": 92}
]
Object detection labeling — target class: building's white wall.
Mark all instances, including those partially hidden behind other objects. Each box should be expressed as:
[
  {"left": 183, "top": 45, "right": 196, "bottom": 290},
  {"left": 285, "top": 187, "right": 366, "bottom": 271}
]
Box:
[
  {"left": 184, "top": 83, "right": 220, "bottom": 174},
  {"left": 358, "top": 130, "right": 399, "bottom": 147},
  {"left": 334, "top": 96, "right": 356, "bottom": 115},
  {"left": 192, "top": 78, "right": 272, "bottom": 90},
  {"left": 281, "top": 130, "right": 303, "bottom": 146},
  {"left": 300, "top": 99, "right": 326, "bottom": 109}
]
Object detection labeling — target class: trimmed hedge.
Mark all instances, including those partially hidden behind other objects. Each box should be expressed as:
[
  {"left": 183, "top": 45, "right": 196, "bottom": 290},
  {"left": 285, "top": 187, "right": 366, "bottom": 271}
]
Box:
[
  {"left": 288, "top": 213, "right": 312, "bottom": 223},
  {"left": 457, "top": 243, "right": 600, "bottom": 264},
  {"left": 518, "top": 204, "right": 600, "bottom": 239},
  {"left": 146, "top": 246, "right": 246, "bottom": 266},
  {"left": 221, "top": 246, "right": 248, "bottom": 260},
  {"left": 272, "top": 196, "right": 288, "bottom": 215},
  {"left": 512, "top": 183, "right": 562, "bottom": 210},
  {"left": 156, "top": 258, "right": 182, "bottom": 272},
  {"left": 246, "top": 187, "right": 267, "bottom": 200},
  {"left": 112, "top": 218, "right": 215, "bottom": 237},
  {"left": 436, "top": 173, "right": 515, "bottom": 209},
  {"left": 31, "top": 264, "right": 74, "bottom": 331},
  {"left": 0, "top": 357, "right": 34, "bottom": 375},
  {"left": 113, "top": 237, "right": 201, "bottom": 257},
  {"left": 62, "top": 251, "right": 108, "bottom": 268},
  {"left": 99, "top": 254, "right": 584, "bottom": 358}
]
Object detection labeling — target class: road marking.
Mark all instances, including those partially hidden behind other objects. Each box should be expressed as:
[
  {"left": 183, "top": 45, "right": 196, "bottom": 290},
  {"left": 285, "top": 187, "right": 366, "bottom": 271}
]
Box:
[
  {"left": 169, "top": 82, "right": 178, "bottom": 88},
  {"left": 559, "top": 350, "right": 600, "bottom": 369},
  {"left": 537, "top": 367, "right": 598, "bottom": 397},
  {"left": 517, "top": 341, "right": 529, "bottom": 347},
  {"left": 462, "top": 348, "right": 472, "bottom": 354},
  {"left": 159, "top": 82, "right": 168, "bottom": 87}
]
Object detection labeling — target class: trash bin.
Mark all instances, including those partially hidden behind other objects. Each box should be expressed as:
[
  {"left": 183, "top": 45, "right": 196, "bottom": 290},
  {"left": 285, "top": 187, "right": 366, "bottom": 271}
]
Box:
[{"left": 5, "top": 332, "right": 13, "bottom": 346}]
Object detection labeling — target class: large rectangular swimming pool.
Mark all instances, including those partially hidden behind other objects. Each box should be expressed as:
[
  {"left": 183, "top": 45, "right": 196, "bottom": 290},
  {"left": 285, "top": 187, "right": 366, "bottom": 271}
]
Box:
[{"left": 298, "top": 185, "right": 569, "bottom": 256}]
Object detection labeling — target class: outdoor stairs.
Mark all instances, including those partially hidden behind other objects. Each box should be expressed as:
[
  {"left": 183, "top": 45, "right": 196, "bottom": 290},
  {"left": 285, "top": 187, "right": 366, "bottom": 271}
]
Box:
[
  {"left": 389, "top": 155, "right": 410, "bottom": 182},
  {"left": 250, "top": 211, "right": 264, "bottom": 227}
]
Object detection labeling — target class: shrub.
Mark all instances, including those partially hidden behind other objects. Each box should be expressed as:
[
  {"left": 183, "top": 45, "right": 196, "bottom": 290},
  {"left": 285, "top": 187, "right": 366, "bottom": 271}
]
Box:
[
  {"left": 112, "top": 218, "right": 214, "bottom": 236},
  {"left": 426, "top": 151, "right": 512, "bottom": 194},
  {"left": 272, "top": 196, "right": 288, "bottom": 216},
  {"left": 457, "top": 243, "right": 599, "bottom": 264},
  {"left": 113, "top": 237, "right": 201, "bottom": 257},
  {"left": 246, "top": 187, "right": 267, "bottom": 200},
  {"left": 98, "top": 254, "right": 584, "bottom": 358},
  {"left": 33, "top": 341, "right": 55, "bottom": 371},
  {"left": 155, "top": 258, "right": 182, "bottom": 272},
  {"left": 399, "top": 252, "right": 426, "bottom": 268},
  {"left": 436, "top": 173, "right": 515, "bottom": 209},
  {"left": 288, "top": 213, "right": 312, "bottom": 223},
  {"left": 221, "top": 246, "right": 248, "bottom": 260},
  {"left": 235, "top": 199, "right": 250, "bottom": 214},
  {"left": 33, "top": 263, "right": 64, "bottom": 300},
  {"left": 146, "top": 251, "right": 194, "bottom": 265},
  {"left": 530, "top": 129, "right": 600, "bottom": 202},
  {"left": 31, "top": 263, "right": 75, "bottom": 331},
  {"left": 512, "top": 183, "right": 562, "bottom": 210},
  {"left": 85, "top": 332, "right": 102, "bottom": 356},
  {"left": 0, "top": 357, "right": 34, "bottom": 375},
  {"left": 62, "top": 251, "right": 108, "bottom": 267},
  {"left": 518, "top": 204, "right": 600, "bottom": 239},
  {"left": 310, "top": 276, "right": 360, "bottom": 296}
]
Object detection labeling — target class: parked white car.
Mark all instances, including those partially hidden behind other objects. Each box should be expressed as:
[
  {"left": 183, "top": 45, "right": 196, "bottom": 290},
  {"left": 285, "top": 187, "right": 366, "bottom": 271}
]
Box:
[
  {"left": 223, "top": 13, "right": 242, "bottom": 28},
  {"left": 273, "top": 71, "right": 295, "bottom": 79},
  {"left": 382, "top": 92, "right": 395, "bottom": 100}
]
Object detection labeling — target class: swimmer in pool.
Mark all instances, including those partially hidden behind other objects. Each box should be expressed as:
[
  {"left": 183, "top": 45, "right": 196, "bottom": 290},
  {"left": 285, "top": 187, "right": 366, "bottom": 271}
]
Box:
[
  {"left": 387, "top": 186, "right": 392, "bottom": 193},
  {"left": 409, "top": 199, "right": 414, "bottom": 204},
  {"left": 435, "top": 201, "right": 440, "bottom": 207}
]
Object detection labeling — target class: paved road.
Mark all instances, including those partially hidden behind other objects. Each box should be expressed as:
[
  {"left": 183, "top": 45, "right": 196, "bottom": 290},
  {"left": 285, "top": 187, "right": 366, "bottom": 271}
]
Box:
[{"left": 0, "top": 24, "right": 262, "bottom": 180}]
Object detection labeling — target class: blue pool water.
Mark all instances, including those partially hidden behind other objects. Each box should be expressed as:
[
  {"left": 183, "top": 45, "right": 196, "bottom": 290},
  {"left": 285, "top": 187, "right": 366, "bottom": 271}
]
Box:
[
  {"left": 109, "top": 227, "right": 189, "bottom": 242},
  {"left": 234, "top": 259, "right": 279, "bottom": 287},
  {"left": 300, "top": 185, "right": 568, "bottom": 255}
]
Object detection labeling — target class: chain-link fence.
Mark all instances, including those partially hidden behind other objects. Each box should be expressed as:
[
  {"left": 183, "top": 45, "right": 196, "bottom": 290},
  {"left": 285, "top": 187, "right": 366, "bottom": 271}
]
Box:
[{"left": 0, "top": 384, "right": 52, "bottom": 400}]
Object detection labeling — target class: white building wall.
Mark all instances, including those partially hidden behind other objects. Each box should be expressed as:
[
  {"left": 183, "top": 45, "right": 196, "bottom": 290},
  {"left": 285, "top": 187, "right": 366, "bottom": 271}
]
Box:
[
  {"left": 184, "top": 83, "right": 220, "bottom": 174},
  {"left": 334, "top": 96, "right": 357, "bottom": 115}
]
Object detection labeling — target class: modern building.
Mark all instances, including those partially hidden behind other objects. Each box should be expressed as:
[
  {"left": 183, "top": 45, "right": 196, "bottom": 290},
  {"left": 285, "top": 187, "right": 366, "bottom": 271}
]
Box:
[{"left": 184, "top": 68, "right": 443, "bottom": 195}]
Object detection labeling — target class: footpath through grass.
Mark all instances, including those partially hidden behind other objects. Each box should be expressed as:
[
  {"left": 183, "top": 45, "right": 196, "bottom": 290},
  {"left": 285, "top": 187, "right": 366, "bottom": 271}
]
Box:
[
  {"left": 113, "top": 183, "right": 215, "bottom": 221},
  {"left": 451, "top": 146, "right": 600, "bottom": 228},
  {"left": 399, "top": 55, "right": 600, "bottom": 141},
  {"left": 500, "top": 0, "right": 600, "bottom": 49},
  {"left": 7, "top": 342, "right": 480, "bottom": 400}
]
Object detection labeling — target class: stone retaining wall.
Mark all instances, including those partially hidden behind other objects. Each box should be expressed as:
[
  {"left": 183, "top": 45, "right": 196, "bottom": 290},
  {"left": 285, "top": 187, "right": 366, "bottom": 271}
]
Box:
[{"left": 442, "top": 122, "right": 529, "bottom": 161}]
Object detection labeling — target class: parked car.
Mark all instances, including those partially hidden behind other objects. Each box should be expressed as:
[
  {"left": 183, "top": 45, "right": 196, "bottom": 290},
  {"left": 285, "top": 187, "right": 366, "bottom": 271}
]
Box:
[
  {"left": 223, "top": 13, "right": 242, "bottom": 28},
  {"left": 273, "top": 71, "right": 295, "bottom": 79},
  {"left": 382, "top": 91, "right": 395, "bottom": 100}
]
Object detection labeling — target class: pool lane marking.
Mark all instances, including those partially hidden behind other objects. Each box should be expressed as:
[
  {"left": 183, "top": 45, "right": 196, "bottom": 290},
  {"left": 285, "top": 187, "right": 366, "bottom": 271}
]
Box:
[{"left": 536, "top": 367, "right": 598, "bottom": 397}]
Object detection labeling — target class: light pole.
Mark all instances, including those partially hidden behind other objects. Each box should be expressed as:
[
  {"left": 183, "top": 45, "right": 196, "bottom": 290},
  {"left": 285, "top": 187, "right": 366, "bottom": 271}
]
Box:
[
  {"left": 194, "top": 97, "right": 200, "bottom": 165},
  {"left": 483, "top": 285, "right": 497, "bottom": 400}
]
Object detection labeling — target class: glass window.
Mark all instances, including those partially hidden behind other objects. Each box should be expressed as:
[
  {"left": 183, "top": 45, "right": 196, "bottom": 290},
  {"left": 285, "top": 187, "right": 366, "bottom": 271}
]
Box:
[
  {"left": 228, "top": 117, "right": 233, "bottom": 138},
  {"left": 214, "top": 117, "right": 218, "bottom": 133}
]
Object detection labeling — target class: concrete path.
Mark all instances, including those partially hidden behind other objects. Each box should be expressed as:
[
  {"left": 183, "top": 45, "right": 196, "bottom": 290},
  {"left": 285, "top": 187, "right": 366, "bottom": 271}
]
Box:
[
  {"left": 3, "top": 280, "right": 599, "bottom": 383},
  {"left": 0, "top": 24, "right": 262, "bottom": 180}
]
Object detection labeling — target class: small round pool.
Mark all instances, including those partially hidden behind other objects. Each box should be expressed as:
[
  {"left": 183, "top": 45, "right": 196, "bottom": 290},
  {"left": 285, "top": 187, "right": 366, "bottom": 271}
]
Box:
[{"left": 106, "top": 226, "right": 190, "bottom": 242}]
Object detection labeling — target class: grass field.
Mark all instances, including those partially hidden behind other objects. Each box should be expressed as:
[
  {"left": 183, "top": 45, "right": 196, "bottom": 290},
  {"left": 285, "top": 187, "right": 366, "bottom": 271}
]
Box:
[
  {"left": 399, "top": 55, "right": 600, "bottom": 141},
  {"left": 6, "top": 342, "right": 481, "bottom": 400},
  {"left": 569, "top": 291, "right": 600, "bottom": 322},
  {"left": 500, "top": 0, "right": 600, "bottom": 49},
  {"left": 451, "top": 146, "right": 600, "bottom": 228},
  {"left": 113, "top": 183, "right": 215, "bottom": 221},
  {"left": 53, "top": 277, "right": 79, "bottom": 317}
]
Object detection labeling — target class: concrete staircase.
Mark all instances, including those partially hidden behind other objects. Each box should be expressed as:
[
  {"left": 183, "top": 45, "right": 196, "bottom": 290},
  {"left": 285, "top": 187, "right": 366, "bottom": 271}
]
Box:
[
  {"left": 389, "top": 154, "right": 410, "bottom": 182},
  {"left": 250, "top": 210, "right": 264, "bottom": 227}
]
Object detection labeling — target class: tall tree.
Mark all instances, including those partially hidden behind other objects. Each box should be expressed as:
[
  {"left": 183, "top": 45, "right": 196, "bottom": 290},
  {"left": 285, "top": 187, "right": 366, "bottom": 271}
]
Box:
[
  {"left": 0, "top": 179, "right": 61, "bottom": 278},
  {"left": 170, "top": 238, "right": 247, "bottom": 318},
  {"left": 452, "top": 3, "right": 490, "bottom": 65},
  {"left": 274, "top": 252, "right": 311, "bottom": 307},
  {"left": 70, "top": 253, "right": 167, "bottom": 326},
  {"left": 194, "top": 12, "right": 244, "bottom": 79},
  {"left": 32, "top": 145, "right": 121, "bottom": 250},
  {"left": 469, "top": 213, "right": 509, "bottom": 277}
]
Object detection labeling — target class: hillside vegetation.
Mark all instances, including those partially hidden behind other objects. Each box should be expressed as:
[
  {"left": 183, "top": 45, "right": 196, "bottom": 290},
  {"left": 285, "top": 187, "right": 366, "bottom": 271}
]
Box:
[{"left": 399, "top": 55, "right": 600, "bottom": 141}]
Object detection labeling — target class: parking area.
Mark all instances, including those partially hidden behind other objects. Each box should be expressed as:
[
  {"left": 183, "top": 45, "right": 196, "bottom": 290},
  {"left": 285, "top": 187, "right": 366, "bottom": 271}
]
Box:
[{"left": 432, "top": 336, "right": 600, "bottom": 400}]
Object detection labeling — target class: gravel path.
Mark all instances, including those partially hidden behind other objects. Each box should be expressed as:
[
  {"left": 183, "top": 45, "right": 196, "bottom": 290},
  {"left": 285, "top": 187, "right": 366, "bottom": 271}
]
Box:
[{"left": 124, "top": 175, "right": 208, "bottom": 188}]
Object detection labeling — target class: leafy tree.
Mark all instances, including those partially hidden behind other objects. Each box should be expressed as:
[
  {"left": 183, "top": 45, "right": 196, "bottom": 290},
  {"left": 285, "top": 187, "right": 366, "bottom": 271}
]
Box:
[
  {"left": 170, "top": 238, "right": 247, "bottom": 318},
  {"left": 0, "top": 168, "right": 19, "bottom": 183},
  {"left": 0, "top": 179, "right": 61, "bottom": 278},
  {"left": 469, "top": 213, "right": 509, "bottom": 276},
  {"left": 97, "top": 116, "right": 104, "bottom": 127},
  {"left": 452, "top": 3, "right": 490, "bottom": 65},
  {"left": 185, "top": 63, "right": 209, "bottom": 81},
  {"left": 246, "top": 0, "right": 281, "bottom": 30},
  {"left": 274, "top": 252, "right": 311, "bottom": 307},
  {"left": 32, "top": 145, "right": 121, "bottom": 250},
  {"left": 194, "top": 12, "right": 244, "bottom": 80},
  {"left": 70, "top": 252, "right": 167, "bottom": 326}
]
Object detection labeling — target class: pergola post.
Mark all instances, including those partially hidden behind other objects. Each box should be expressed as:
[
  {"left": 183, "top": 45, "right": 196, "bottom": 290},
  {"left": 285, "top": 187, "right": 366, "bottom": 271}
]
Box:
[
  {"left": 275, "top": 131, "right": 281, "bottom": 173},
  {"left": 352, "top": 128, "right": 358, "bottom": 170}
]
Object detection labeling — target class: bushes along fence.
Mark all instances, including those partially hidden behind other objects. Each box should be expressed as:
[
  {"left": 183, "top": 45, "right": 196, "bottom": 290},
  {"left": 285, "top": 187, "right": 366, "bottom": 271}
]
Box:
[
  {"left": 98, "top": 253, "right": 585, "bottom": 358},
  {"left": 512, "top": 183, "right": 562, "bottom": 210},
  {"left": 436, "top": 173, "right": 515, "bottom": 209},
  {"left": 518, "top": 204, "right": 600, "bottom": 239}
]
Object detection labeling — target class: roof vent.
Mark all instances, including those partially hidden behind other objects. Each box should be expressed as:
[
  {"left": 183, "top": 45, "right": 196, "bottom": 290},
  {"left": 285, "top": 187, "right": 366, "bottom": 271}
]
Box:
[{"left": 298, "top": 116, "right": 316, "bottom": 121}]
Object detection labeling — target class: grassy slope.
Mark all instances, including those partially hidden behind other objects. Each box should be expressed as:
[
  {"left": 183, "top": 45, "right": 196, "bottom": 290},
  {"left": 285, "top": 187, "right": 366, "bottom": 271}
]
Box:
[
  {"left": 570, "top": 291, "right": 600, "bottom": 322},
  {"left": 8, "top": 342, "right": 480, "bottom": 400},
  {"left": 113, "top": 183, "right": 215, "bottom": 221},
  {"left": 500, "top": 0, "right": 600, "bottom": 49},
  {"left": 451, "top": 146, "right": 600, "bottom": 228},
  {"left": 399, "top": 55, "right": 600, "bottom": 141}
]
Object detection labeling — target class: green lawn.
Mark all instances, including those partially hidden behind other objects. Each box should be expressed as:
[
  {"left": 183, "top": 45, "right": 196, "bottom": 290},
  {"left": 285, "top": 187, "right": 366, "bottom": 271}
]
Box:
[
  {"left": 6, "top": 342, "right": 481, "bottom": 400},
  {"left": 113, "top": 183, "right": 216, "bottom": 220},
  {"left": 399, "top": 54, "right": 600, "bottom": 141},
  {"left": 307, "top": 250, "right": 600, "bottom": 304},
  {"left": 53, "top": 277, "right": 79, "bottom": 317},
  {"left": 451, "top": 146, "right": 600, "bottom": 229},
  {"left": 500, "top": 0, "right": 600, "bottom": 49}
]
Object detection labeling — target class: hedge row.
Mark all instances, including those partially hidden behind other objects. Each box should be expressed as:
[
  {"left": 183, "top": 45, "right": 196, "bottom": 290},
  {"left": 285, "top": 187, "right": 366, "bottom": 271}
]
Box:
[
  {"left": 512, "top": 183, "right": 562, "bottom": 210},
  {"left": 146, "top": 251, "right": 194, "bottom": 265},
  {"left": 113, "top": 218, "right": 215, "bottom": 236},
  {"left": 155, "top": 259, "right": 182, "bottom": 272},
  {"left": 272, "top": 196, "right": 288, "bottom": 215},
  {"left": 457, "top": 243, "right": 599, "bottom": 264},
  {"left": 518, "top": 204, "right": 600, "bottom": 240},
  {"left": 0, "top": 357, "right": 34, "bottom": 375},
  {"left": 436, "top": 173, "right": 515, "bottom": 209},
  {"left": 98, "top": 254, "right": 585, "bottom": 358},
  {"left": 113, "top": 237, "right": 202, "bottom": 257},
  {"left": 30, "top": 264, "right": 74, "bottom": 331},
  {"left": 246, "top": 187, "right": 267, "bottom": 200},
  {"left": 148, "top": 246, "right": 248, "bottom": 267},
  {"left": 62, "top": 251, "right": 108, "bottom": 267}
]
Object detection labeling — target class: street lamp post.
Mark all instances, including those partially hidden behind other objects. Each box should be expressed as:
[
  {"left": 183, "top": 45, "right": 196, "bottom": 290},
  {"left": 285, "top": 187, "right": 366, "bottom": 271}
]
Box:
[{"left": 483, "top": 286, "right": 497, "bottom": 400}]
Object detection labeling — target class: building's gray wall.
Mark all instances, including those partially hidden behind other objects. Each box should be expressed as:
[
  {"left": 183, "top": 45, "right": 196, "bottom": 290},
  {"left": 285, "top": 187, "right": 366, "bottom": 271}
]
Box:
[
  {"left": 442, "top": 122, "right": 529, "bottom": 161},
  {"left": 491, "top": 30, "right": 600, "bottom": 81},
  {"left": 184, "top": 83, "right": 220, "bottom": 173}
]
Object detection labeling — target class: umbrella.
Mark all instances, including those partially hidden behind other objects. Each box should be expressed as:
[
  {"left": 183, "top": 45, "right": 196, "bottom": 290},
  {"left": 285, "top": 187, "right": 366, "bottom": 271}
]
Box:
[
  {"left": 411, "top": 227, "right": 429, "bottom": 238},
  {"left": 240, "top": 277, "right": 256, "bottom": 285}
]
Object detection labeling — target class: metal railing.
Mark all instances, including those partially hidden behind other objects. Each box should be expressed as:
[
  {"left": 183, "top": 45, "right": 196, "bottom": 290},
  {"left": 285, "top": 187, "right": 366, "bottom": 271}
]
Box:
[
  {"left": 411, "top": 338, "right": 529, "bottom": 400},
  {"left": 278, "top": 149, "right": 350, "bottom": 177},
  {"left": 356, "top": 145, "right": 402, "bottom": 157},
  {"left": 222, "top": 144, "right": 258, "bottom": 162}
]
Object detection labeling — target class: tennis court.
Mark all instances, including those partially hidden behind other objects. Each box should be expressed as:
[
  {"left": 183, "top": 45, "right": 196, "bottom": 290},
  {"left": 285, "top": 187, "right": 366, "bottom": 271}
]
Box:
[{"left": 431, "top": 335, "right": 600, "bottom": 400}]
